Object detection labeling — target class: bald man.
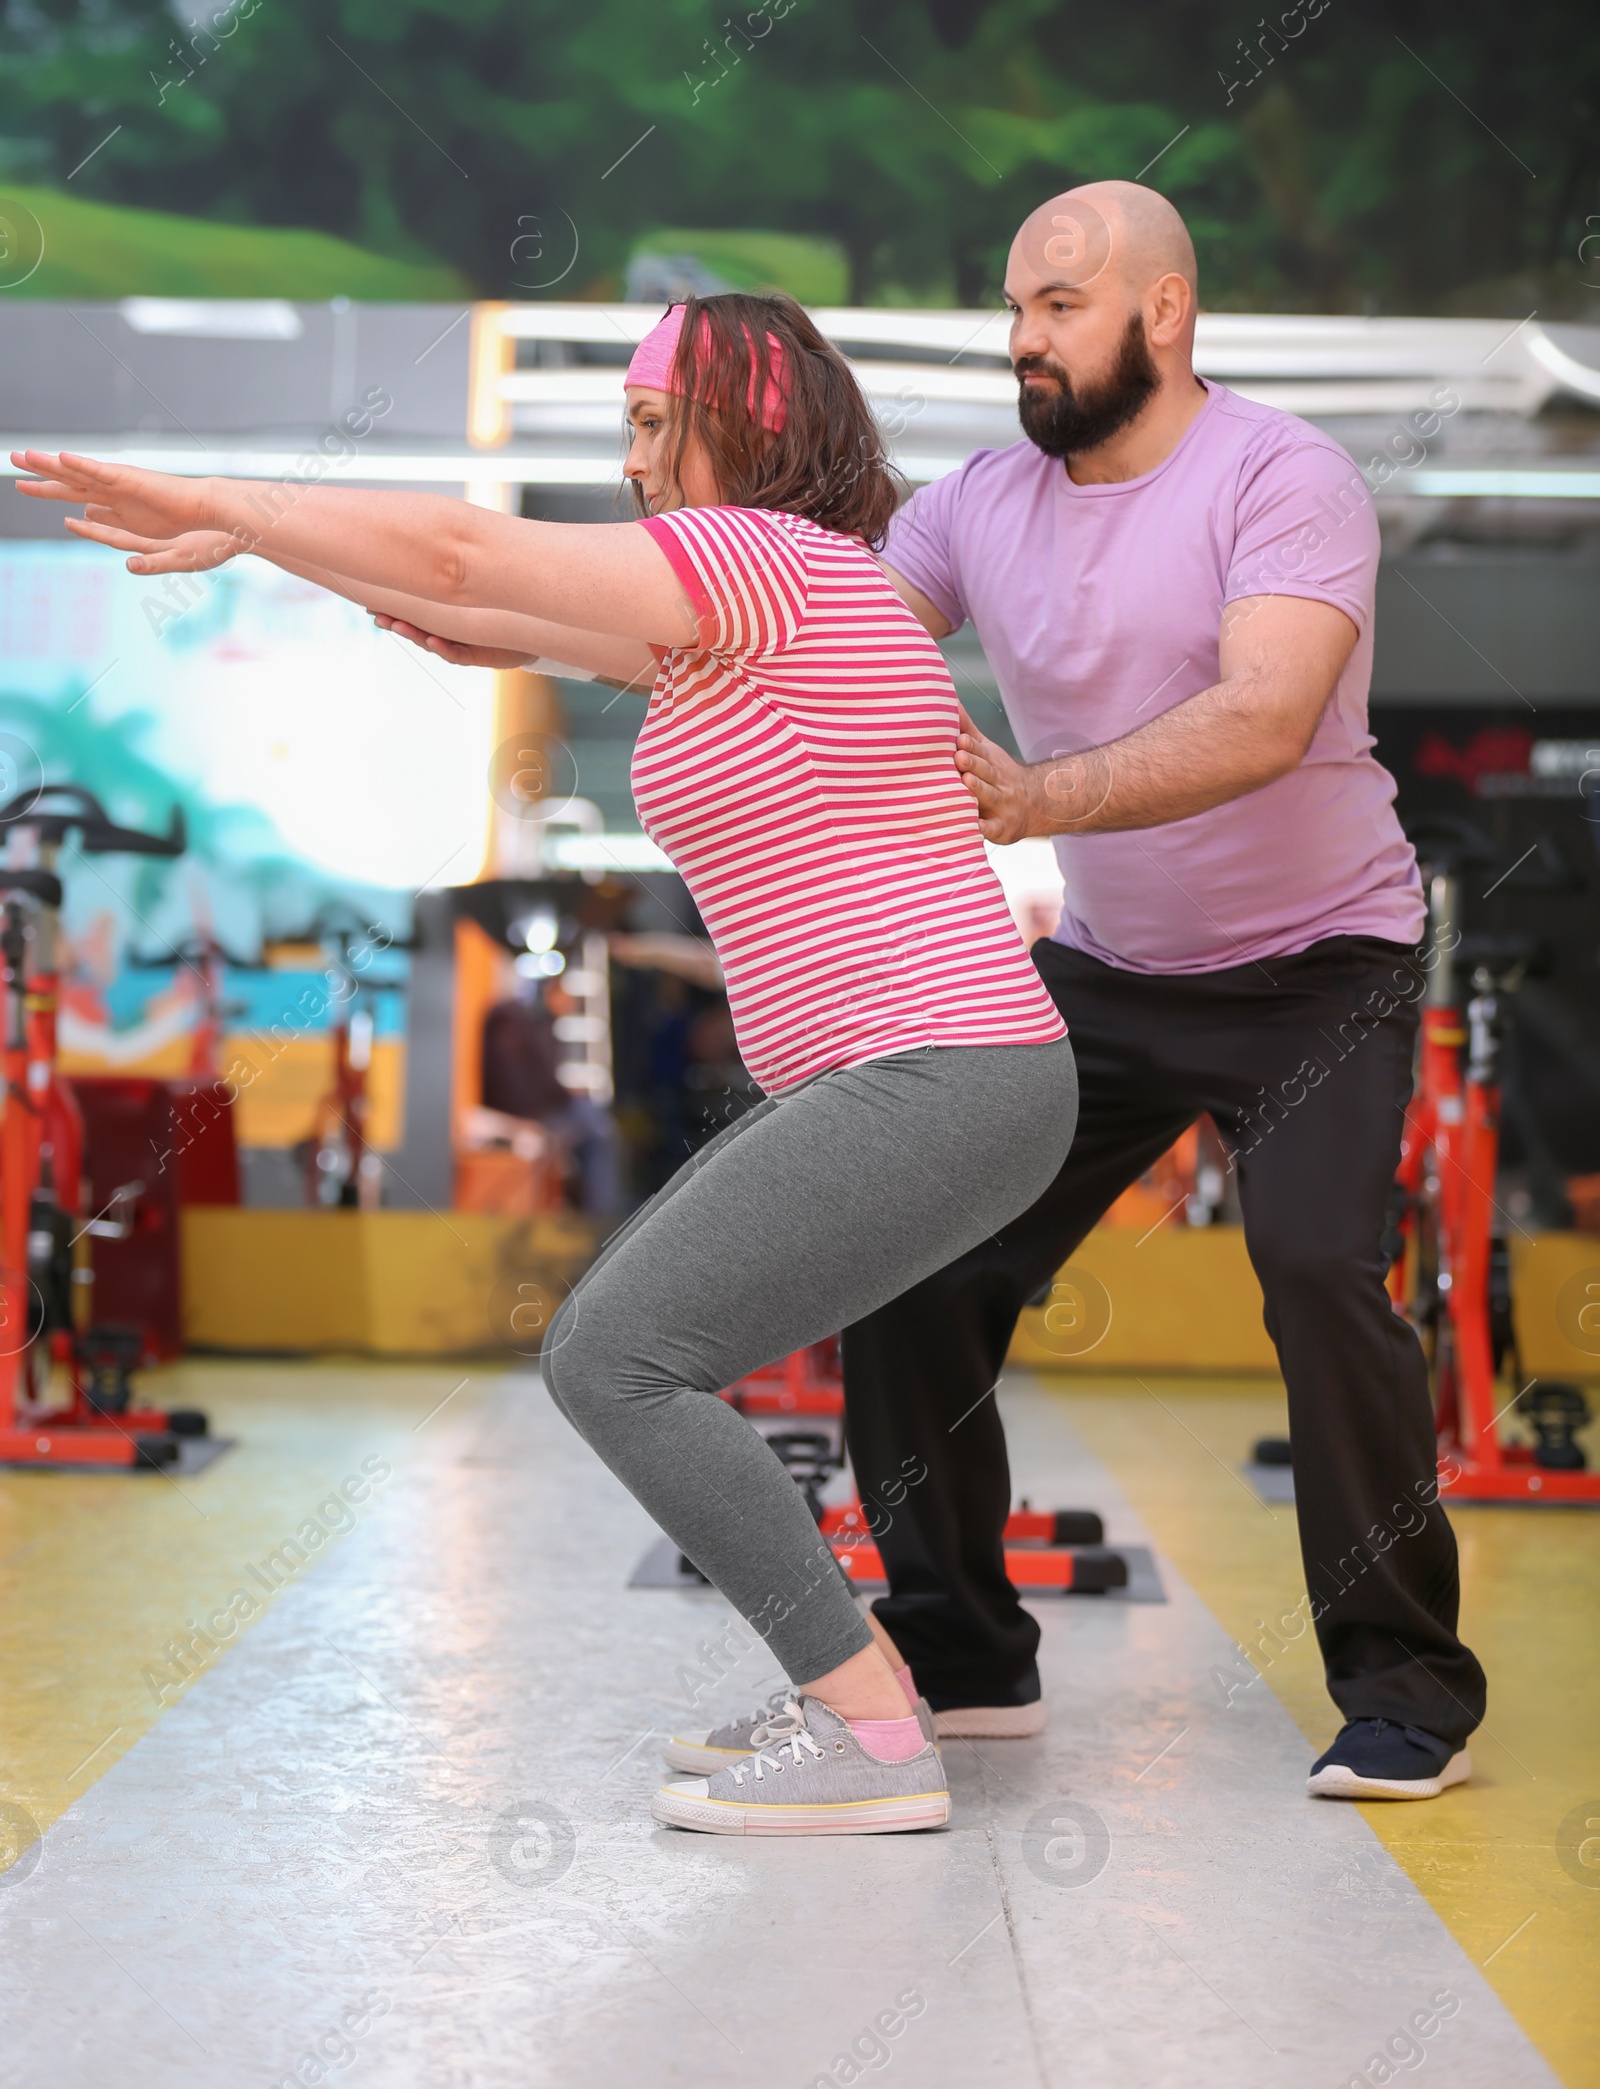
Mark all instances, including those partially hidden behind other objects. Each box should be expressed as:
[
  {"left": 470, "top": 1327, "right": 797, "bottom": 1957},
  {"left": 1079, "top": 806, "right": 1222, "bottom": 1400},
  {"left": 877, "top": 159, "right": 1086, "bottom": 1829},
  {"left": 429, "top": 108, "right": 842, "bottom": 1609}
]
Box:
[{"left": 845, "top": 182, "right": 1486, "bottom": 1800}]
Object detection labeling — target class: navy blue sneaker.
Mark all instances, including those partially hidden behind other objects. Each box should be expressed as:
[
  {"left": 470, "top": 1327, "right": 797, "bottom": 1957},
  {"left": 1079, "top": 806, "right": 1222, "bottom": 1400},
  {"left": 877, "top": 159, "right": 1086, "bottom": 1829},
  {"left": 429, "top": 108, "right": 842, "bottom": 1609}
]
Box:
[{"left": 1308, "top": 1718, "right": 1471, "bottom": 1800}]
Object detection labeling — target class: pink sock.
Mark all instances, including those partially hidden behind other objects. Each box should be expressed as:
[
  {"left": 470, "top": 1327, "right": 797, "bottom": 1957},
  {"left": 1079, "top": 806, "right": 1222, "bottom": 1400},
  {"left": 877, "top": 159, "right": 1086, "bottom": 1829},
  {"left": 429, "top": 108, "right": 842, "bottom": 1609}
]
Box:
[
  {"left": 847, "top": 1713, "right": 926, "bottom": 1763},
  {"left": 893, "top": 1663, "right": 918, "bottom": 1711}
]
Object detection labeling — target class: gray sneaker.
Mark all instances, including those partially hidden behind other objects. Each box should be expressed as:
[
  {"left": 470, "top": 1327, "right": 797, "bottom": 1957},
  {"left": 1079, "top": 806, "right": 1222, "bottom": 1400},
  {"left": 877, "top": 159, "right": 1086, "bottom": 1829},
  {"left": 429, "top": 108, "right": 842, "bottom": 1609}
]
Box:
[
  {"left": 662, "top": 1686, "right": 806, "bottom": 1775},
  {"left": 652, "top": 1697, "right": 950, "bottom": 1836},
  {"left": 664, "top": 1689, "right": 938, "bottom": 1774}
]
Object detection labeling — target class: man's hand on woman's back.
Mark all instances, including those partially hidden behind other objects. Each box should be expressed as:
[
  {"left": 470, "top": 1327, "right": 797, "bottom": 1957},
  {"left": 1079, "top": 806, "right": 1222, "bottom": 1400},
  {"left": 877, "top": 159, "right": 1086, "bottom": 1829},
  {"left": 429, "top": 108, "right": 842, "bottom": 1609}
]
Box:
[{"left": 955, "top": 710, "right": 1046, "bottom": 844}]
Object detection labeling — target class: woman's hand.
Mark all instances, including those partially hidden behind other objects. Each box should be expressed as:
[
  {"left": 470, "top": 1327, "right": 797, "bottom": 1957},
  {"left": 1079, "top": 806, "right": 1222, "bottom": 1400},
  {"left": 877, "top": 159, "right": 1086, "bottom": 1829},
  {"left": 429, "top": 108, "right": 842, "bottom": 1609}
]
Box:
[
  {"left": 372, "top": 614, "right": 534, "bottom": 672},
  {"left": 79, "top": 520, "right": 243, "bottom": 575},
  {"left": 10, "top": 449, "right": 223, "bottom": 544}
]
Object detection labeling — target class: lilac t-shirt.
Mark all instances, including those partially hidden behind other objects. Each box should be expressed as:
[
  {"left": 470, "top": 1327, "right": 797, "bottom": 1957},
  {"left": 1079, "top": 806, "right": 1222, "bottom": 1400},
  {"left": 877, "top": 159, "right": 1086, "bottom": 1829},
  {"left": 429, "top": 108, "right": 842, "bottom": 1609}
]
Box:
[{"left": 885, "top": 381, "right": 1424, "bottom": 973}]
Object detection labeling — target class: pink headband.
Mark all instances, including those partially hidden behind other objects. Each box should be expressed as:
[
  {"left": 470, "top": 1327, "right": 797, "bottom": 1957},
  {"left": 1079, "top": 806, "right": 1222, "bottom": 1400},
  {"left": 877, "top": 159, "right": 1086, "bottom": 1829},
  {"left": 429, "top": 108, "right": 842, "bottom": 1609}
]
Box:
[{"left": 624, "top": 303, "right": 788, "bottom": 433}]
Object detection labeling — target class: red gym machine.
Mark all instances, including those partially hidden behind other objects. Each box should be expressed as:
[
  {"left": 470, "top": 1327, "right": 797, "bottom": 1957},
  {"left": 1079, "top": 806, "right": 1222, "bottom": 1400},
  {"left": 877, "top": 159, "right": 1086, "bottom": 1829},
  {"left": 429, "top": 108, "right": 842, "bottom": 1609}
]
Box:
[
  {"left": 718, "top": 1340, "right": 1129, "bottom": 1593},
  {"left": 1255, "top": 817, "right": 1600, "bottom": 1500},
  {"left": 0, "top": 786, "right": 206, "bottom": 1468},
  {"left": 1390, "top": 821, "right": 1600, "bottom": 1503}
]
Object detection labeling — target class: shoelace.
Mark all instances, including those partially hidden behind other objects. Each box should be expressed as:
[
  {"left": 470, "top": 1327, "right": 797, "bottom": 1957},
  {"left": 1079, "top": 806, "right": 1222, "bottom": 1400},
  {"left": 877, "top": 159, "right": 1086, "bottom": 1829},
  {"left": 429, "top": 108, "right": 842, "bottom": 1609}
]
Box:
[
  {"left": 1357, "top": 1719, "right": 1438, "bottom": 1751},
  {"left": 745, "top": 1694, "right": 805, "bottom": 1745},
  {"left": 729, "top": 1729, "right": 825, "bottom": 1787},
  {"left": 739, "top": 1687, "right": 792, "bottom": 1721}
]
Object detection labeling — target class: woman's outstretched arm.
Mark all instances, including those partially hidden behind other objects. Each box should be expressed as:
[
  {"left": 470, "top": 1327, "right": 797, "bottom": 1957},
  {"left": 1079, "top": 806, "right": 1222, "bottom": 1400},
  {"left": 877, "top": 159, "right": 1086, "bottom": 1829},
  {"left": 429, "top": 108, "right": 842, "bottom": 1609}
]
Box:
[
  {"left": 11, "top": 451, "right": 697, "bottom": 647},
  {"left": 71, "top": 519, "right": 656, "bottom": 684},
  {"left": 9, "top": 475, "right": 661, "bottom": 685}
]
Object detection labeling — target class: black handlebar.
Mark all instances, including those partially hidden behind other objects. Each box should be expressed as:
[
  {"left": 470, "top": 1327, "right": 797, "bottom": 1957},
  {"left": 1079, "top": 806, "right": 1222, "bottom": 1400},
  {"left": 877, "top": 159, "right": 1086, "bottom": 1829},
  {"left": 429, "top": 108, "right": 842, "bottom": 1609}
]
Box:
[
  {"left": 1404, "top": 813, "right": 1584, "bottom": 893},
  {"left": 0, "top": 784, "right": 186, "bottom": 858},
  {"left": 126, "top": 937, "right": 259, "bottom": 971},
  {"left": 1404, "top": 814, "right": 1499, "bottom": 874},
  {"left": 270, "top": 905, "right": 414, "bottom": 955}
]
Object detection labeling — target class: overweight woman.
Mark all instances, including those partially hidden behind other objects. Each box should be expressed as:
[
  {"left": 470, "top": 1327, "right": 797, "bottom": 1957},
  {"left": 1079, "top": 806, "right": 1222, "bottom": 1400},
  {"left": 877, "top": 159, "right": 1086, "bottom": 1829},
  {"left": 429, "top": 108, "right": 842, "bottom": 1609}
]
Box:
[{"left": 15, "top": 292, "right": 1077, "bottom": 1837}]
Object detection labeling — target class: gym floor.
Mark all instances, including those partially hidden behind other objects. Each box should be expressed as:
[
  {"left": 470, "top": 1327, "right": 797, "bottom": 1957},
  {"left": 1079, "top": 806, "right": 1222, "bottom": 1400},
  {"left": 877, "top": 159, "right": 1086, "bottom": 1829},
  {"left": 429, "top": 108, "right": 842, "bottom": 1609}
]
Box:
[{"left": 1, "top": 1360, "right": 1595, "bottom": 2088}]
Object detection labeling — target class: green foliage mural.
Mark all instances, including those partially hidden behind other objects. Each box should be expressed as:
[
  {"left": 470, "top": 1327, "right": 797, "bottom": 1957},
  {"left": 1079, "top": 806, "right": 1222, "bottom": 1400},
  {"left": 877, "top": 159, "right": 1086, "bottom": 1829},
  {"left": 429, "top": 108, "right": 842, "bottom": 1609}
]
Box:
[
  {"left": 0, "top": 184, "right": 468, "bottom": 300},
  {"left": 0, "top": 0, "right": 1595, "bottom": 312}
]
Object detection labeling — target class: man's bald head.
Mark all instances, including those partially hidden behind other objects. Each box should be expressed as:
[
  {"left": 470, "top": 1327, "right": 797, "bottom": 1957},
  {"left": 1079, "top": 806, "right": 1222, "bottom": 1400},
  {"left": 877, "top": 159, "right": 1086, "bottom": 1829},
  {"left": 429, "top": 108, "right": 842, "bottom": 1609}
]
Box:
[
  {"left": 1009, "top": 182, "right": 1198, "bottom": 303},
  {"left": 1003, "top": 181, "right": 1206, "bottom": 466}
]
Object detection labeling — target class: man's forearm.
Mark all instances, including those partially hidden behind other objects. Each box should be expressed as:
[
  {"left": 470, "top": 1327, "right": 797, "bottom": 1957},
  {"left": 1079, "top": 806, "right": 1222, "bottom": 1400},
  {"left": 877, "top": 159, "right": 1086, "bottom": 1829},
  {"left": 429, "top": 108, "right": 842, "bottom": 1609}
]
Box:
[
  {"left": 957, "top": 593, "right": 1355, "bottom": 844},
  {"left": 1023, "top": 675, "right": 1318, "bottom": 835}
]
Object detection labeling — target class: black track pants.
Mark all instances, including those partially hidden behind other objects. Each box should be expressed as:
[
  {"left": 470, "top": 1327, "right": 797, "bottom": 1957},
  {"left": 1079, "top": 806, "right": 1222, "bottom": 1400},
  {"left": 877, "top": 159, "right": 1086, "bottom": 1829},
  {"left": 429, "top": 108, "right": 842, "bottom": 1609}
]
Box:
[{"left": 841, "top": 935, "right": 1487, "bottom": 1745}]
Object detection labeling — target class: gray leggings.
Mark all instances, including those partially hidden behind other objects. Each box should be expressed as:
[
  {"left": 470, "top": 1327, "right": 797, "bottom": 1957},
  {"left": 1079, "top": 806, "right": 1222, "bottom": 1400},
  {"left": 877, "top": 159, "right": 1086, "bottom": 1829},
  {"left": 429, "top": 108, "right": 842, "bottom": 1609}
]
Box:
[{"left": 542, "top": 1039, "right": 1078, "bottom": 1685}]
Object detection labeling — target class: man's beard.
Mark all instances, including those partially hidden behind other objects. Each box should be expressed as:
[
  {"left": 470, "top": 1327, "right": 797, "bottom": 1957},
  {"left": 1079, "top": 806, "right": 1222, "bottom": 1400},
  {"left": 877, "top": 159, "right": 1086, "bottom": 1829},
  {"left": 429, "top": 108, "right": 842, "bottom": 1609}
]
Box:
[{"left": 1015, "top": 312, "right": 1160, "bottom": 459}]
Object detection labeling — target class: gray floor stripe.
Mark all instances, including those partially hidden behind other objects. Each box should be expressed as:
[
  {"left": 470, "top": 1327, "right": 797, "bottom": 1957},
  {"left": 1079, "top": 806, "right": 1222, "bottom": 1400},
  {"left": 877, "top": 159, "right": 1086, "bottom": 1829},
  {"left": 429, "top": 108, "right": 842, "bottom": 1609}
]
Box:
[{"left": 0, "top": 1372, "right": 1560, "bottom": 2089}]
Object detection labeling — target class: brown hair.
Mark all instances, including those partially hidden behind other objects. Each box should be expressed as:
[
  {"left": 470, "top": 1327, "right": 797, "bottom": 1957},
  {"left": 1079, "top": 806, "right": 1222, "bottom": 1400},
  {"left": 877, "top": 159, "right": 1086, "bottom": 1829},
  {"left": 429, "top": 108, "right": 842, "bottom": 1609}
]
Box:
[{"left": 632, "top": 291, "right": 902, "bottom": 549}]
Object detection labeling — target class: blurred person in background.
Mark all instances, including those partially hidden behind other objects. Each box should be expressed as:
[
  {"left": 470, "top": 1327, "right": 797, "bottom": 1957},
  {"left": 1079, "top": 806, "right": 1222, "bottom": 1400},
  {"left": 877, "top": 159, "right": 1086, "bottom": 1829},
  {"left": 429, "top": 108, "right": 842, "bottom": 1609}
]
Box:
[
  {"left": 480, "top": 974, "right": 622, "bottom": 1218},
  {"left": 609, "top": 929, "right": 760, "bottom": 1189}
]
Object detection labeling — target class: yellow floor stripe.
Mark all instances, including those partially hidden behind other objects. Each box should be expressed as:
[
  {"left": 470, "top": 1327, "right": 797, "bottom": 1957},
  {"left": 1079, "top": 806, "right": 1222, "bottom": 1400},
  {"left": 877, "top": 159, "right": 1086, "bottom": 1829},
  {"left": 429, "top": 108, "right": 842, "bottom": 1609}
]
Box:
[{"left": 1059, "top": 1375, "right": 1600, "bottom": 2089}]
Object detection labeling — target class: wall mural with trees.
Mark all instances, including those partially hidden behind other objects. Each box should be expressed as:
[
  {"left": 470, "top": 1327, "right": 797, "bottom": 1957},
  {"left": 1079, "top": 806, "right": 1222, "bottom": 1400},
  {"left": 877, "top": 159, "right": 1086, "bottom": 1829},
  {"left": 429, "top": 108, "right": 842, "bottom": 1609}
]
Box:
[{"left": 0, "top": 0, "right": 1595, "bottom": 313}]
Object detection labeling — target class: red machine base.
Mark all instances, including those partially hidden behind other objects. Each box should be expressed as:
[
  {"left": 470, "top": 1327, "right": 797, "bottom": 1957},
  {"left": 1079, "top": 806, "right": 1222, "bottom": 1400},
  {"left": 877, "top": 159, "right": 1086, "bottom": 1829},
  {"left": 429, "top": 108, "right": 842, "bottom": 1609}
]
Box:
[
  {"left": 1438, "top": 1452, "right": 1600, "bottom": 1504},
  {"left": 821, "top": 1529, "right": 1129, "bottom": 1592},
  {"left": 723, "top": 1345, "right": 1130, "bottom": 1593},
  {"left": 0, "top": 1425, "right": 177, "bottom": 1467}
]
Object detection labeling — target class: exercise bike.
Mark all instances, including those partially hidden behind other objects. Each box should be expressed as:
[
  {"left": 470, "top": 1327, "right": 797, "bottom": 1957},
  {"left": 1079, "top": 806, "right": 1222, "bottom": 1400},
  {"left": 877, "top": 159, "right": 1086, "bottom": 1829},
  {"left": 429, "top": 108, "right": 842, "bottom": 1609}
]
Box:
[
  {"left": 0, "top": 786, "right": 206, "bottom": 1468},
  {"left": 715, "top": 1341, "right": 1130, "bottom": 1593},
  {"left": 1389, "top": 818, "right": 1600, "bottom": 1502},
  {"left": 1249, "top": 816, "right": 1599, "bottom": 1502}
]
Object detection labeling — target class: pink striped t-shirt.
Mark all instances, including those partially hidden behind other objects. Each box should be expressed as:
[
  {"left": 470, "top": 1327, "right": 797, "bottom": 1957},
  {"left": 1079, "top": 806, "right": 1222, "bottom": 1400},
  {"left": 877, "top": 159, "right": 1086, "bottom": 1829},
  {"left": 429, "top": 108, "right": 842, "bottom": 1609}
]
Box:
[{"left": 632, "top": 503, "right": 1066, "bottom": 1095}]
